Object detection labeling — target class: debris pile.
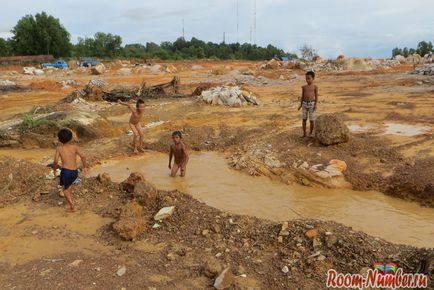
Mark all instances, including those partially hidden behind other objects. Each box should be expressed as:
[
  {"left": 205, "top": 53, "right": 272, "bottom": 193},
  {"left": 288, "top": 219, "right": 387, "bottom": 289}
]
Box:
[
  {"left": 198, "top": 86, "right": 258, "bottom": 107},
  {"left": 412, "top": 64, "right": 434, "bottom": 75},
  {"left": 23, "top": 67, "right": 44, "bottom": 75}
]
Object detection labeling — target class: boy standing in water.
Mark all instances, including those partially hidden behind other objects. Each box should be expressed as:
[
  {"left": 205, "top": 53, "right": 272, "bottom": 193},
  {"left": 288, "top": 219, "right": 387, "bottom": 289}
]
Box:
[
  {"left": 119, "top": 99, "right": 145, "bottom": 154},
  {"left": 298, "top": 71, "right": 318, "bottom": 137},
  {"left": 53, "top": 128, "right": 88, "bottom": 212},
  {"left": 168, "top": 131, "right": 189, "bottom": 177}
]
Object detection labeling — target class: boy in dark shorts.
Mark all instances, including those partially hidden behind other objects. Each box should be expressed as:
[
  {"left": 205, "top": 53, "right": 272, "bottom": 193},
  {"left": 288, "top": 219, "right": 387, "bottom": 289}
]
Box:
[
  {"left": 53, "top": 128, "right": 88, "bottom": 212},
  {"left": 298, "top": 71, "right": 318, "bottom": 137},
  {"left": 168, "top": 131, "right": 189, "bottom": 177}
]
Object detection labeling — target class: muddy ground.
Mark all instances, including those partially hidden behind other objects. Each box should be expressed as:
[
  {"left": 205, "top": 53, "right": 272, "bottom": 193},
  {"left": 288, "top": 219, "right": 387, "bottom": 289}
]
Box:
[{"left": 0, "top": 59, "right": 433, "bottom": 289}]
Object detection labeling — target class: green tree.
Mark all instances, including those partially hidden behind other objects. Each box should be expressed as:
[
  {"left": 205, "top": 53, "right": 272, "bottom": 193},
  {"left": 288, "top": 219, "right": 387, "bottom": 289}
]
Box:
[
  {"left": 11, "top": 12, "right": 71, "bottom": 57},
  {"left": 392, "top": 47, "right": 402, "bottom": 57},
  {"left": 416, "top": 41, "right": 433, "bottom": 56},
  {"left": 0, "top": 38, "right": 13, "bottom": 56}
]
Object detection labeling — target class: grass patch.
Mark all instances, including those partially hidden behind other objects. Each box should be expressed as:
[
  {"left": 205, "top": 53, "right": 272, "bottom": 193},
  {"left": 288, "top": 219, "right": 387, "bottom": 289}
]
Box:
[{"left": 20, "top": 113, "right": 57, "bottom": 132}]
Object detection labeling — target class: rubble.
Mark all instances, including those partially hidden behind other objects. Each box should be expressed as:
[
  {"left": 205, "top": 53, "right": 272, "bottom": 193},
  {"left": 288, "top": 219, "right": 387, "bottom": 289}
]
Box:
[
  {"left": 198, "top": 86, "right": 258, "bottom": 107},
  {"left": 23, "top": 67, "right": 44, "bottom": 75},
  {"left": 412, "top": 64, "right": 434, "bottom": 75}
]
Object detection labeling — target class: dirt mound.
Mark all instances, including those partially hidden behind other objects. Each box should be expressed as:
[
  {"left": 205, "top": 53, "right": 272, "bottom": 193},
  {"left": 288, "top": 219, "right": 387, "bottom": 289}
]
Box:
[
  {"left": 0, "top": 157, "right": 52, "bottom": 206},
  {"left": 387, "top": 158, "right": 434, "bottom": 207},
  {"left": 315, "top": 114, "right": 350, "bottom": 145}
]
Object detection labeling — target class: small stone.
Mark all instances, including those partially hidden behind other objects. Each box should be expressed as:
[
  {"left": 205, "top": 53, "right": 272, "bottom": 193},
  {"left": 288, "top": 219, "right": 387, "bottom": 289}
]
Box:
[
  {"left": 301, "top": 178, "right": 311, "bottom": 186},
  {"left": 213, "top": 224, "right": 221, "bottom": 233},
  {"left": 305, "top": 229, "right": 319, "bottom": 239},
  {"left": 152, "top": 223, "right": 161, "bottom": 229},
  {"left": 281, "top": 266, "right": 289, "bottom": 273},
  {"left": 97, "top": 173, "right": 111, "bottom": 186},
  {"left": 279, "top": 221, "right": 289, "bottom": 236},
  {"left": 202, "top": 229, "right": 210, "bottom": 236},
  {"left": 166, "top": 252, "right": 176, "bottom": 261},
  {"left": 326, "top": 235, "right": 338, "bottom": 247},
  {"left": 69, "top": 260, "right": 83, "bottom": 267},
  {"left": 31, "top": 230, "right": 38, "bottom": 235},
  {"left": 215, "top": 253, "right": 222, "bottom": 258},
  {"left": 317, "top": 255, "right": 326, "bottom": 261},
  {"left": 116, "top": 266, "right": 127, "bottom": 277},
  {"left": 313, "top": 237, "right": 322, "bottom": 250},
  {"left": 213, "top": 267, "right": 233, "bottom": 290},
  {"left": 277, "top": 236, "right": 283, "bottom": 243},
  {"left": 154, "top": 206, "right": 175, "bottom": 221},
  {"left": 307, "top": 251, "right": 321, "bottom": 259},
  {"left": 204, "top": 256, "right": 223, "bottom": 278}
]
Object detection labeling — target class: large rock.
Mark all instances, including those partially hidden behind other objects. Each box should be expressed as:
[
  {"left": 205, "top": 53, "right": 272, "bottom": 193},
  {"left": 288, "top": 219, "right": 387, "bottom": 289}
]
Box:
[
  {"left": 315, "top": 114, "right": 350, "bottom": 145},
  {"left": 91, "top": 63, "right": 105, "bottom": 75},
  {"left": 113, "top": 201, "right": 147, "bottom": 240},
  {"left": 133, "top": 181, "right": 157, "bottom": 207},
  {"left": 121, "top": 172, "right": 145, "bottom": 193}
]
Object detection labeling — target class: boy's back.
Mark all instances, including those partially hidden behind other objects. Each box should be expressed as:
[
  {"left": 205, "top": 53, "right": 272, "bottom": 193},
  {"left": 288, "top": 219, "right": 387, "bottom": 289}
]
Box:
[{"left": 57, "top": 144, "right": 79, "bottom": 170}]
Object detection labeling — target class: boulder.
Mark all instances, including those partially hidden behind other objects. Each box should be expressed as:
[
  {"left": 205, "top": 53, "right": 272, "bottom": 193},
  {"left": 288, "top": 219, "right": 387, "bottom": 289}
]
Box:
[
  {"left": 91, "top": 63, "right": 105, "bottom": 75},
  {"left": 113, "top": 201, "right": 147, "bottom": 240},
  {"left": 264, "top": 59, "right": 281, "bottom": 69},
  {"left": 315, "top": 114, "right": 350, "bottom": 145},
  {"left": 118, "top": 68, "right": 132, "bottom": 75},
  {"left": 164, "top": 65, "right": 177, "bottom": 73},
  {"left": 394, "top": 55, "right": 405, "bottom": 62},
  {"left": 121, "top": 172, "right": 145, "bottom": 193},
  {"left": 133, "top": 181, "right": 157, "bottom": 207}
]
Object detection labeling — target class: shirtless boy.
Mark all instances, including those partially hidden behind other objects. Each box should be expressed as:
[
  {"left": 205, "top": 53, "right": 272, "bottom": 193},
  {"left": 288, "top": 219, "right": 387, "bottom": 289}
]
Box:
[
  {"left": 119, "top": 99, "right": 145, "bottom": 154},
  {"left": 53, "top": 128, "right": 88, "bottom": 212},
  {"left": 298, "top": 71, "right": 318, "bottom": 137},
  {"left": 168, "top": 131, "right": 189, "bottom": 177}
]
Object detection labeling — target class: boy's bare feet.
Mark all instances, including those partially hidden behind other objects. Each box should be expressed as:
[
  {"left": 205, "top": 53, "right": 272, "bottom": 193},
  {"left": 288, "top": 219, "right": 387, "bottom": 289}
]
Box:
[
  {"left": 133, "top": 149, "right": 139, "bottom": 154},
  {"left": 67, "top": 207, "right": 76, "bottom": 213}
]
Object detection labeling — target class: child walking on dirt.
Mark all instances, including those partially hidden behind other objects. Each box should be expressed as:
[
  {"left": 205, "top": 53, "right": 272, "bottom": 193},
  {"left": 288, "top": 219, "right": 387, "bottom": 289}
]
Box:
[
  {"left": 298, "top": 71, "right": 318, "bottom": 137},
  {"left": 119, "top": 99, "right": 145, "bottom": 154},
  {"left": 168, "top": 131, "right": 189, "bottom": 177},
  {"left": 53, "top": 128, "right": 88, "bottom": 212}
]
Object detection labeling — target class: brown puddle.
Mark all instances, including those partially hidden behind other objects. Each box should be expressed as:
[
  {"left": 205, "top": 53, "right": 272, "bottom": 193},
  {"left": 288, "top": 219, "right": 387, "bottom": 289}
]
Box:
[
  {"left": 0, "top": 204, "right": 113, "bottom": 266},
  {"left": 90, "top": 152, "right": 434, "bottom": 248}
]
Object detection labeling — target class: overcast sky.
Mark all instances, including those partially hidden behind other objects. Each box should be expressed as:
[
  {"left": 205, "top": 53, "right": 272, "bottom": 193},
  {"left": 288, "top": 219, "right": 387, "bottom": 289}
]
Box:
[{"left": 1, "top": 0, "right": 433, "bottom": 58}]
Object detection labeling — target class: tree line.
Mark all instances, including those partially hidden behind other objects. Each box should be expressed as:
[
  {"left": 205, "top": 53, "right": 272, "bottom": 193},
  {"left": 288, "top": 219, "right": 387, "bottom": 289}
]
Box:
[
  {"left": 0, "top": 12, "right": 294, "bottom": 61},
  {"left": 392, "top": 41, "right": 433, "bottom": 57}
]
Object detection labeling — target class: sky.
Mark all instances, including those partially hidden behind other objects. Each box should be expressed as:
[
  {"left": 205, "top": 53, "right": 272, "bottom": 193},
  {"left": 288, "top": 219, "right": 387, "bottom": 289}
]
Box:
[{"left": 1, "top": 0, "right": 434, "bottom": 58}]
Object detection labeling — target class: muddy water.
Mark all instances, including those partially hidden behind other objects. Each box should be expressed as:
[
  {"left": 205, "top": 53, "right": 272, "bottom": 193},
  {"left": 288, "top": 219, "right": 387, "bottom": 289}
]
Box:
[
  {"left": 0, "top": 204, "right": 113, "bottom": 266},
  {"left": 90, "top": 152, "right": 434, "bottom": 248}
]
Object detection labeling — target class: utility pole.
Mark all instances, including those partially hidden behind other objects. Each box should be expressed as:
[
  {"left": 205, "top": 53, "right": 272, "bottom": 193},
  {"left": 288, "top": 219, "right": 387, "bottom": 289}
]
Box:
[
  {"left": 223, "top": 32, "right": 226, "bottom": 43},
  {"left": 236, "top": 0, "right": 239, "bottom": 43},
  {"left": 182, "top": 19, "right": 185, "bottom": 39},
  {"left": 254, "top": 0, "right": 257, "bottom": 45}
]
